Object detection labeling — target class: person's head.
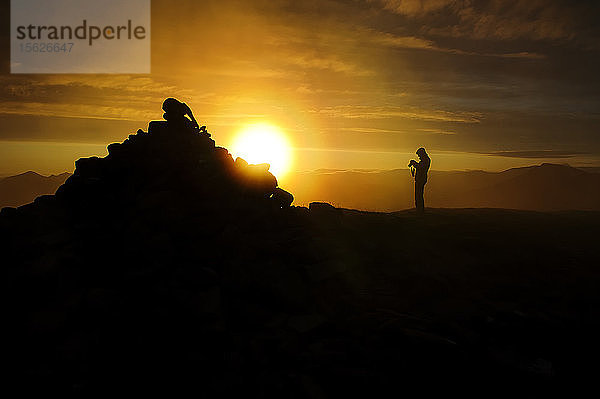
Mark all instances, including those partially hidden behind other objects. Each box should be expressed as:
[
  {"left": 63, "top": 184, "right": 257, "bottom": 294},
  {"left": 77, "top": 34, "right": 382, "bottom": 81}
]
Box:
[
  {"left": 416, "top": 147, "right": 427, "bottom": 159},
  {"left": 162, "top": 98, "right": 186, "bottom": 117}
]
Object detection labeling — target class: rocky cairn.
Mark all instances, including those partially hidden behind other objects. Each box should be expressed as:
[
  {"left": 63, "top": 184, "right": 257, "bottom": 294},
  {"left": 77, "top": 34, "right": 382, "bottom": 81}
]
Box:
[
  {"left": 57, "top": 97, "right": 294, "bottom": 211},
  {"left": 0, "top": 99, "right": 347, "bottom": 396}
]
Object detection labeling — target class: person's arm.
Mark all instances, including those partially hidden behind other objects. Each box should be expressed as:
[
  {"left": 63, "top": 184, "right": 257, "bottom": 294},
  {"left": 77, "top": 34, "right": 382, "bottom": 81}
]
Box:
[
  {"left": 182, "top": 103, "right": 200, "bottom": 129},
  {"left": 409, "top": 159, "right": 425, "bottom": 169}
]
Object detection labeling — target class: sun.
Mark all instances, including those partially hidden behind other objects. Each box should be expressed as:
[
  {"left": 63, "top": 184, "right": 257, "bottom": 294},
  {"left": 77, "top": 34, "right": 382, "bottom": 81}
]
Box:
[{"left": 230, "top": 123, "right": 292, "bottom": 178}]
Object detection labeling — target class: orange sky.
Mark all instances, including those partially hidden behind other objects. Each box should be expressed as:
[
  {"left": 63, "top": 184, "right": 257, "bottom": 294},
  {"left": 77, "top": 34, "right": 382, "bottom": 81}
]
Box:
[{"left": 1, "top": 0, "right": 599, "bottom": 180}]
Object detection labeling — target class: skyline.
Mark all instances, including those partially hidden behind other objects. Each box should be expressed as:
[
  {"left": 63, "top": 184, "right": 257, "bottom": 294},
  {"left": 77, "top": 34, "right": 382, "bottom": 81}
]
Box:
[{"left": 1, "top": 0, "right": 599, "bottom": 179}]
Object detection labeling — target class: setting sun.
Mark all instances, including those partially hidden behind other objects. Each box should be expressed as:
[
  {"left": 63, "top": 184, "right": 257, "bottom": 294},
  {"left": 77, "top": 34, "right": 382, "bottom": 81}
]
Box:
[{"left": 230, "top": 123, "right": 292, "bottom": 178}]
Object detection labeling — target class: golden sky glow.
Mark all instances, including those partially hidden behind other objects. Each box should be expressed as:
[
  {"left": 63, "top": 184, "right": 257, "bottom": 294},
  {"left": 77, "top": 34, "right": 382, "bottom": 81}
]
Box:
[
  {"left": 229, "top": 123, "right": 293, "bottom": 179},
  {"left": 0, "top": 0, "right": 599, "bottom": 177}
]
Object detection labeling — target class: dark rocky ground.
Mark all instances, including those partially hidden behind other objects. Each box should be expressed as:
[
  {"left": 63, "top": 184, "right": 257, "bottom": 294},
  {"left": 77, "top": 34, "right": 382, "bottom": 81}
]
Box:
[{"left": 1, "top": 120, "right": 599, "bottom": 397}]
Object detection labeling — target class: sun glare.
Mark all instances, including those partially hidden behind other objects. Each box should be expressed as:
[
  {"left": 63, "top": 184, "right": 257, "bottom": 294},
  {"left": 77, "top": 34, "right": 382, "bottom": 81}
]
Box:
[{"left": 230, "top": 123, "right": 292, "bottom": 178}]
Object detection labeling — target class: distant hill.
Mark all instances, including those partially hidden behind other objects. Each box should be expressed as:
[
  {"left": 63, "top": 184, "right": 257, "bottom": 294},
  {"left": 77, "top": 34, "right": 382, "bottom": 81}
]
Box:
[
  {"left": 3, "top": 163, "right": 599, "bottom": 211},
  {"left": 286, "top": 163, "right": 600, "bottom": 211},
  {"left": 579, "top": 166, "right": 600, "bottom": 174},
  {"left": 0, "top": 171, "right": 71, "bottom": 208}
]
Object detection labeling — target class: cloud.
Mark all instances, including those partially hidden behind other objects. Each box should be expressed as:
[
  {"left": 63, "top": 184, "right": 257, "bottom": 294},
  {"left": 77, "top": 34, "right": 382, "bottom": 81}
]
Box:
[
  {"left": 484, "top": 150, "right": 587, "bottom": 158},
  {"left": 0, "top": 75, "right": 226, "bottom": 122},
  {"left": 370, "top": 30, "right": 545, "bottom": 58},
  {"left": 374, "top": 0, "right": 599, "bottom": 44},
  {"left": 333, "top": 127, "right": 457, "bottom": 135},
  {"left": 337, "top": 127, "right": 411, "bottom": 134},
  {"left": 0, "top": 101, "right": 154, "bottom": 122},
  {"left": 376, "top": 0, "right": 454, "bottom": 16},
  {"left": 371, "top": 32, "right": 437, "bottom": 50},
  {"left": 415, "top": 128, "right": 457, "bottom": 135},
  {"left": 0, "top": 75, "right": 185, "bottom": 96},
  {"left": 296, "top": 147, "right": 406, "bottom": 154},
  {"left": 0, "top": 75, "right": 189, "bottom": 107},
  {"left": 284, "top": 54, "right": 373, "bottom": 76},
  {"left": 309, "top": 105, "right": 482, "bottom": 123}
]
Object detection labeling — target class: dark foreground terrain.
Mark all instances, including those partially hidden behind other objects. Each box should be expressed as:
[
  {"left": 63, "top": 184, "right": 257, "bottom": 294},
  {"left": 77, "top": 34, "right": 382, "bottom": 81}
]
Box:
[{"left": 2, "top": 118, "right": 599, "bottom": 397}]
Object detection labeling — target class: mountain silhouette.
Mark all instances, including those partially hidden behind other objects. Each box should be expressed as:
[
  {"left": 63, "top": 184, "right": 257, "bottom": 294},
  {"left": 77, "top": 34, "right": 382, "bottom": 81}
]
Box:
[
  {"left": 0, "top": 171, "right": 70, "bottom": 208},
  {"left": 287, "top": 163, "right": 600, "bottom": 211},
  {"left": 4, "top": 163, "right": 599, "bottom": 212},
  {"left": 453, "top": 163, "right": 600, "bottom": 210},
  {"left": 2, "top": 111, "right": 600, "bottom": 396}
]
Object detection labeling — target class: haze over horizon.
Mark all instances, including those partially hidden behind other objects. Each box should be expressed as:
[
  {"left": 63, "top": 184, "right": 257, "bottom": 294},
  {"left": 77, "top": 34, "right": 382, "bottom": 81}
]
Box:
[{"left": 1, "top": 0, "right": 599, "bottom": 179}]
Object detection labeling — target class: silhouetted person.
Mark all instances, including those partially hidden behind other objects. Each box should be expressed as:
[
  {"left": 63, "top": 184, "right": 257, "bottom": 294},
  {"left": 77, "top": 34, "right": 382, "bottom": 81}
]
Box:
[
  {"left": 408, "top": 147, "right": 430, "bottom": 213},
  {"left": 162, "top": 98, "right": 200, "bottom": 132}
]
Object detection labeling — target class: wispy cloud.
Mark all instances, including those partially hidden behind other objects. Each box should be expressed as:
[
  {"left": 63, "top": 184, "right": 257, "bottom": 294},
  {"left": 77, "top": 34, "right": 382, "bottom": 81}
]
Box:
[
  {"left": 336, "top": 127, "right": 411, "bottom": 134},
  {"left": 0, "top": 101, "right": 154, "bottom": 121},
  {"left": 370, "top": 30, "right": 545, "bottom": 58},
  {"left": 284, "top": 54, "right": 373, "bottom": 76},
  {"left": 334, "top": 126, "right": 457, "bottom": 135},
  {"left": 415, "top": 128, "right": 457, "bottom": 135},
  {"left": 309, "top": 105, "right": 482, "bottom": 123},
  {"left": 296, "top": 146, "right": 407, "bottom": 154}
]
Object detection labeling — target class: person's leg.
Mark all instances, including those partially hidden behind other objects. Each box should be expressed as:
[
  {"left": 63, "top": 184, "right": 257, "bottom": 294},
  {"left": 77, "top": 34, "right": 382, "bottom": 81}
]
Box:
[
  {"left": 421, "top": 182, "right": 426, "bottom": 211},
  {"left": 414, "top": 183, "right": 418, "bottom": 210},
  {"left": 415, "top": 182, "right": 425, "bottom": 212}
]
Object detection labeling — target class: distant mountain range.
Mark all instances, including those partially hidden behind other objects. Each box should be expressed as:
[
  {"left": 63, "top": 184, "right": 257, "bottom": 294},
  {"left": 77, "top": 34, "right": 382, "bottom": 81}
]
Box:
[
  {"left": 2, "top": 163, "right": 599, "bottom": 211},
  {"left": 286, "top": 163, "right": 600, "bottom": 211},
  {"left": 0, "top": 171, "right": 70, "bottom": 208}
]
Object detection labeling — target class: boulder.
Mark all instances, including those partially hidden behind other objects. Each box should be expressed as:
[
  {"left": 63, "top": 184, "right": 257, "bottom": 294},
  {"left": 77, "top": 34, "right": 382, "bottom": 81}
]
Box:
[{"left": 271, "top": 187, "right": 294, "bottom": 208}]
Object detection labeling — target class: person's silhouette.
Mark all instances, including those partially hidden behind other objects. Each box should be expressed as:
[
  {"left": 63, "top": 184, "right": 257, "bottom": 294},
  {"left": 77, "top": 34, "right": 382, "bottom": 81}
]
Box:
[
  {"left": 162, "top": 98, "right": 200, "bottom": 132},
  {"left": 408, "top": 147, "right": 430, "bottom": 213}
]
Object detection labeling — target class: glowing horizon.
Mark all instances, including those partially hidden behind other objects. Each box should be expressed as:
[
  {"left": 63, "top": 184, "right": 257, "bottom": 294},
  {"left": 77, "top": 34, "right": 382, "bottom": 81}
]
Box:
[{"left": 229, "top": 123, "right": 293, "bottom": 179}]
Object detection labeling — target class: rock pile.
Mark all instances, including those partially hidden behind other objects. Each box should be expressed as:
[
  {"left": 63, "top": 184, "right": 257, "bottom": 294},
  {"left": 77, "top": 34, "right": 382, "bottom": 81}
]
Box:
[
  {"left": 0, "top": 99, "right": 343, "bottom": 396},
  {"left": 55, "top": 98, "right": 293, "bottom": 211}
]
